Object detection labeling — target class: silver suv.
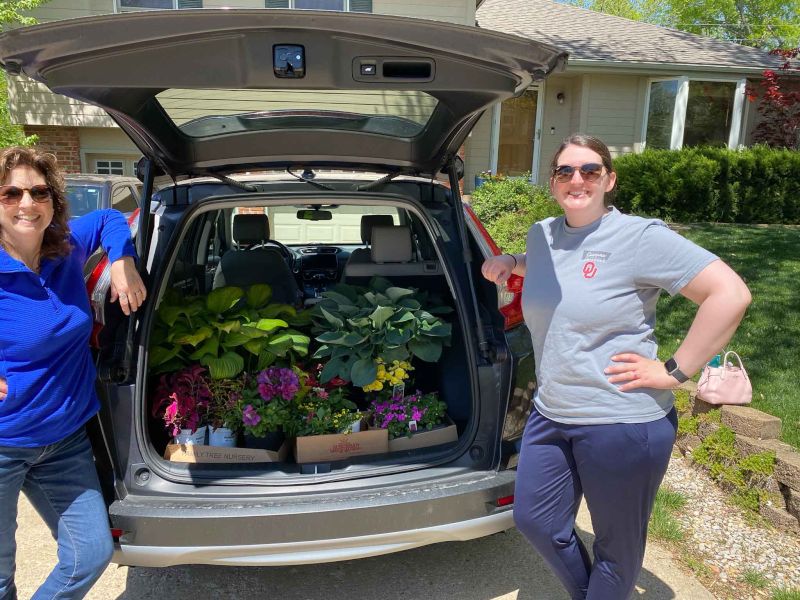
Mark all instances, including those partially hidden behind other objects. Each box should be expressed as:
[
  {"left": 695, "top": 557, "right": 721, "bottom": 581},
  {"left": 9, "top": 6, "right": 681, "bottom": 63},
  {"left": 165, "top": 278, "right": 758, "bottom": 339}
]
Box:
[
  {"left": 65, "top": 174, "right": 142, "bottom": 217},
  {"left": 0, "top": 9, "right": 566, "bottom": 567}
]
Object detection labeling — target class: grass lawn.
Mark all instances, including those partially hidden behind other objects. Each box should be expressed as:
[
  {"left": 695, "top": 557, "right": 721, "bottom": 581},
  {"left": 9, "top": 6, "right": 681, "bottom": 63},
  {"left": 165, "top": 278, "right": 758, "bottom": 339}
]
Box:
[{"left": 656, "top": 224, "right": 800, "bottom": 449}]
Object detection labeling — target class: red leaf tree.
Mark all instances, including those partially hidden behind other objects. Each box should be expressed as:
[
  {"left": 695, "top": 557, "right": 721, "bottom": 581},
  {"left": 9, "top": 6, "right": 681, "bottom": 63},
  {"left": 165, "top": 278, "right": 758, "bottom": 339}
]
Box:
[{"left": 750, "top": 48, "right": 800, "bottom": 150}]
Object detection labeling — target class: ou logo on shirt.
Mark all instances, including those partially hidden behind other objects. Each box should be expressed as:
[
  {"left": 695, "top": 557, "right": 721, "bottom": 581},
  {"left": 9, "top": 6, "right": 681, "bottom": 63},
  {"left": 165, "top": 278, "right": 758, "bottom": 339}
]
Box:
[{"left": 582, "top": 261, "right": 598, "bottom": 279}]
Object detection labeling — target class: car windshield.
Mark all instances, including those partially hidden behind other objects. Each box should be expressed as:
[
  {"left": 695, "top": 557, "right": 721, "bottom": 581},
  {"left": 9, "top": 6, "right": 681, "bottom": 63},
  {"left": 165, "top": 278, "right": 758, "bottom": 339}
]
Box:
[
  {"left": 156, "top": 89, "right": 438, "bottom": 139},
  {"left": 65, "top": 184, "right": 103, "bottom": 217}
]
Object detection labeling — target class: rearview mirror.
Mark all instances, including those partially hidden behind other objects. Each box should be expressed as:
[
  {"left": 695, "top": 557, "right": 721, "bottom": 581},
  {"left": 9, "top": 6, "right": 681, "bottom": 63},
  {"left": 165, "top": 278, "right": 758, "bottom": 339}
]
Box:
[{"left": 296, "top": 209, "right": 332, "bottom": 221}]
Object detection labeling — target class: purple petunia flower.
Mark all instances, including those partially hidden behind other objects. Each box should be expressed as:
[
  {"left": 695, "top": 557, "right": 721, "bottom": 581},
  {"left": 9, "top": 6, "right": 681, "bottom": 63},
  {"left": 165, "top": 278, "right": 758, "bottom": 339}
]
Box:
[{"left": 242, "top": 404, "right": 261, "bottom": 427}]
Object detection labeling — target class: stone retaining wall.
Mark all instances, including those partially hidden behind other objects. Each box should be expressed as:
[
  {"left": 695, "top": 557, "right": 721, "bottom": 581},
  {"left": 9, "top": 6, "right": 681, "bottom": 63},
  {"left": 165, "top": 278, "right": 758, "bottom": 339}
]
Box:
[{"left": 675, "top": 383, "right": 800, "bottom": 534}]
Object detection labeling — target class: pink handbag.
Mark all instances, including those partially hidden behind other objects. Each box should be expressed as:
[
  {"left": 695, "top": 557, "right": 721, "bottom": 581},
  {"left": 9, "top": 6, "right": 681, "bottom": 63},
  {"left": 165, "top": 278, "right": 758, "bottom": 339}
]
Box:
[{"left": 696, "top": 351, "right": 752, "bottom": 405}]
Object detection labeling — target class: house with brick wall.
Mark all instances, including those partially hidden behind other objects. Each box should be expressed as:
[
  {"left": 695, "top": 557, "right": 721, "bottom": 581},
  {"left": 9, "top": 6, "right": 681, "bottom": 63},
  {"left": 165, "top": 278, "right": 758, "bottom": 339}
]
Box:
[{"left": 5, "top": 0, "right": 782, "bottom": 190}]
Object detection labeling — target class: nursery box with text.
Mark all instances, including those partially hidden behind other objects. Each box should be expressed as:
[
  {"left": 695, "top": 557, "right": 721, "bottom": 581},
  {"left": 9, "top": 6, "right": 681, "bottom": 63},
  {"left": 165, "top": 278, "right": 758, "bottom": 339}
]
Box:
[
  {"left": 294, "top": 429, "right": 388, "bottom": 463},
  {"left": 388, "top": 416, "right": 458, "bottom": 452},
  {"left": 164, "top": 441, "right": 289, "bottom": 463}
]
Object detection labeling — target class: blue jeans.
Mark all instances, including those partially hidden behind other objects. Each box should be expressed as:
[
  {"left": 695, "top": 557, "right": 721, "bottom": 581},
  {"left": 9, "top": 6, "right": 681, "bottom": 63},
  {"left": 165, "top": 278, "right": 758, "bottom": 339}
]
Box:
[
  {"left": 514, "top": 408, "right": 677, "bottom": 600},
  {"left": 0, "top": 427, "right": 113, "bottom": 600}
]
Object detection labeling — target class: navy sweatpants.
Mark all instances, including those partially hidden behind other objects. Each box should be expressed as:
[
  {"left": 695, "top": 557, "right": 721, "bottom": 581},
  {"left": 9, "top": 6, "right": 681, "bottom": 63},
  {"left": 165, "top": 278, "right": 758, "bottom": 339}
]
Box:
[{"left": 513, "top": 407, "right": 678, "bottom": 600}]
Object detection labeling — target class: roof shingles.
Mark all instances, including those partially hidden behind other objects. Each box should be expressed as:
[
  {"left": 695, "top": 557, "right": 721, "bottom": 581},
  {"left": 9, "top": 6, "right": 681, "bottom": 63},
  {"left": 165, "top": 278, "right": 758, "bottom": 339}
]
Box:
[{"left": 477, "top": 0, "right": 780, "bottom": 70}]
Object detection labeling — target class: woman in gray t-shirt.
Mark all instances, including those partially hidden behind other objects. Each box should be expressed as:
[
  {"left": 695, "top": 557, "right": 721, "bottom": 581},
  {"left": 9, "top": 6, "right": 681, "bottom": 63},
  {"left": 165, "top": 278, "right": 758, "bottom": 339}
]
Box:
[{"left": 481, "top": 134, "right": 750, "bottom": 599}]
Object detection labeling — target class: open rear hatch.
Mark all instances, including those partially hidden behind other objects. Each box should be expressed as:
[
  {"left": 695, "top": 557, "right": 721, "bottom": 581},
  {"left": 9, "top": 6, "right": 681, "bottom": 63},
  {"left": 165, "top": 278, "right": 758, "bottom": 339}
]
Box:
[{"left": 0, "top": 9, "right": 567, "bottom": 178}]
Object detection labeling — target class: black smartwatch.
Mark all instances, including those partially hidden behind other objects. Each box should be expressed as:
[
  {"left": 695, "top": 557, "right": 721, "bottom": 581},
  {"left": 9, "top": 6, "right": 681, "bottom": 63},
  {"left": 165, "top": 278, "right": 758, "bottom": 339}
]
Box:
[{"left": 664, "top": 357, "right": 689, "bottom": 383}]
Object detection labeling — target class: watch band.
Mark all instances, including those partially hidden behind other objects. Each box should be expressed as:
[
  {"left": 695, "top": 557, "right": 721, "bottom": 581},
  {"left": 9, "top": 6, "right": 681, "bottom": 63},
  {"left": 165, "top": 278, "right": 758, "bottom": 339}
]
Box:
[{"left": 664, "top": 357, "right": 689, "bottom": 383}]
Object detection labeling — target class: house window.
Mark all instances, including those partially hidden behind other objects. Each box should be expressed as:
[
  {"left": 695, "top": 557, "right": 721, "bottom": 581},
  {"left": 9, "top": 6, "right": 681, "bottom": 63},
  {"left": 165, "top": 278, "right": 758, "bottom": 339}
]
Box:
[
  {"left": 643, "top": 77, "right": 746, "bottom": 150},
  {"left": 118, "top": 0, "right": 202, "bottom": 10},
  {"left": 265, "top": 0, "right": 372, "bottom": 11},
  {"left": 95, "top": 160, "right": 125, "bottom": 176}
]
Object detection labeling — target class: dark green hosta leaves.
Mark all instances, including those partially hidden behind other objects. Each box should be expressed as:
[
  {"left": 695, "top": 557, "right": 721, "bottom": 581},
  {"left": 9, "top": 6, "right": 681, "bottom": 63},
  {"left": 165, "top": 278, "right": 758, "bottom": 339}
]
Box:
[
  {"left": 409, "top": 339, "right": 442, "bottom": 362},
  {"left": 310, "top": 278, "right": 453, "bottom": 383},
  {"left": 351, "top": 358, "right": 377, "bottom": 387}
]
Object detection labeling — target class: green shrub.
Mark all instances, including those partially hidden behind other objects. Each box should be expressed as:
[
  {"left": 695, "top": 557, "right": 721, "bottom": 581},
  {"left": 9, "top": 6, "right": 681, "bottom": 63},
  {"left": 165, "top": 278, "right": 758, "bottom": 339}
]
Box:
[
  {"left": 691, "top": 425, "right": 776, "bottom": 513},
  {"left": 614, "top": 146, "right": 800, "bottom": 224},
  {"left": 470, "top": 177, "right": 561, "bottom": 253}
]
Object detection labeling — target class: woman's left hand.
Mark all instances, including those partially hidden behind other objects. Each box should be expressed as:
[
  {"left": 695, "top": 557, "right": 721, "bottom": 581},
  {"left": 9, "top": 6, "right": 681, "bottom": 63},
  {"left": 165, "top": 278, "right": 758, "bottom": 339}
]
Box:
[
  {"left": 110, "top": 256, "right": 147, "bottom": 315},
  {"left": 605, "top": 353, "right": 681, "bottom": 391}
]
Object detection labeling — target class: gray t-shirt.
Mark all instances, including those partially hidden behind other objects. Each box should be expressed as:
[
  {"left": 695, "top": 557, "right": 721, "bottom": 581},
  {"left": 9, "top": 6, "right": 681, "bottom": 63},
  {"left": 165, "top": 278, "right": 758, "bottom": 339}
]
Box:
[{"left": 521, "top": 207, "right": 718, "bottom": 424}]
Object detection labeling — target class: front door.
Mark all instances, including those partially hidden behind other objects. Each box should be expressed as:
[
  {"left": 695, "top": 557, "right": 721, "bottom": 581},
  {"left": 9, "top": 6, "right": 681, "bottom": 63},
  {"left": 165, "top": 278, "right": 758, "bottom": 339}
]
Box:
[{"left": 493, "top": 88, "right": 541, "bottom": 181}]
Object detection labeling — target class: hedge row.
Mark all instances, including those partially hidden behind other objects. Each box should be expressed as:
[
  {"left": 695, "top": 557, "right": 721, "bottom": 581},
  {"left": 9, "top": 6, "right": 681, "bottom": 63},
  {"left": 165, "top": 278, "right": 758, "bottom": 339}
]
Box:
[{"left": 613, "top": 146, "right": 800, "bottom": 224}]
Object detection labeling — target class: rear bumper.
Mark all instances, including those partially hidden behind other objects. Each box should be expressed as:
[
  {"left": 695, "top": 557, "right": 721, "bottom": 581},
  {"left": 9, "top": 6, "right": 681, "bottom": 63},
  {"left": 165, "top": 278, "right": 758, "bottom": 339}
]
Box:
[{"left": 110, "top": 469, "right": 515, "bottom": 567}]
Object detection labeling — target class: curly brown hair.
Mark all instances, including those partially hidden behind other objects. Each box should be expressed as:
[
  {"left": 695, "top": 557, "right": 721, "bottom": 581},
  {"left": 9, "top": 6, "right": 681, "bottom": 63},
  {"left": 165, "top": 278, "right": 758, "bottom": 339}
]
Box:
[{"left": 0, "top": 146, "right": 72, "bottom": 260}]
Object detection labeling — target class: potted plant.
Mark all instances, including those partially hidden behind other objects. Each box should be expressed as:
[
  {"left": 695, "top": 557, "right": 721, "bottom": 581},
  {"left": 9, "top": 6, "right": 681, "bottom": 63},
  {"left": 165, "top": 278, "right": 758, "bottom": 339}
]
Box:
[
  {"left": 206, "top": 375, "right": 246, "bottom": 447},
  {"left": 239, "top": 366, "right": 301, "bottom": 450},
  {"left": 310, "top": 277, "right": 453, "bottom": 389},
  {"left": 370, "top": 390, "right": 457, "bottom": 452},
  {"left": 148, "top": 284, "right": 311, "bottom": 380},
  {"left": 289, "top": 384, "right": 388, "bottom": 463},
  {"left": 151, "top": 364, "right": 212, "bottom": 445}
]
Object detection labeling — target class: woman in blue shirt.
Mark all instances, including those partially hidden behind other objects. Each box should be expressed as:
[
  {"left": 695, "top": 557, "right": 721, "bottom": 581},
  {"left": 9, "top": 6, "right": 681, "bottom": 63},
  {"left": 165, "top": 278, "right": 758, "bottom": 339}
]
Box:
[{"left": 0, "top": 146, "right": 147, "bottom": 599}]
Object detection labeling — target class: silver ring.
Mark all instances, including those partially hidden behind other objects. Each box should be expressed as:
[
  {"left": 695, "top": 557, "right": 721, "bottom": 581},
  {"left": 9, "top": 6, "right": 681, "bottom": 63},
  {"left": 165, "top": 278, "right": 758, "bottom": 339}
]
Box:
[{"left": 119, "top": 293, "right": 128, "bottom": 300}]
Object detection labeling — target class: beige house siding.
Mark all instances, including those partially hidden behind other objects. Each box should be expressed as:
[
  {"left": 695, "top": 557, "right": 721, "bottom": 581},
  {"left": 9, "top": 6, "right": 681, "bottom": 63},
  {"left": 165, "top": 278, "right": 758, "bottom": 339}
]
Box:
[
  {"left": 8, "top": 75, "right": 115, "bottom": 128},
  {"left": 463, "top": 111, "right": 492, "bottom": 192},
  {"left": 27, "top": 0, "right": 112, "bottom": 22},
  {"left": 373, "top": 0, "right": 473, "bottom": 25},
  {"left": 582, "top": 74, "right": 640, "bottom": 155}
]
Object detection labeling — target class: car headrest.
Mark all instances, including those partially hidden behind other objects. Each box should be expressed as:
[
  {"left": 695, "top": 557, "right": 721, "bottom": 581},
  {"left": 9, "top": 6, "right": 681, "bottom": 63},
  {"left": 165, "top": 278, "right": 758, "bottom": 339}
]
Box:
[
  {"left": 233, "top": 213, "right": 271, "bottom": 246},
  {"left": 360, "top": 214, "right": 394, "bottom": 244},
  {"left": 371, "top": 226, "right": 412, "bottom": 263}
]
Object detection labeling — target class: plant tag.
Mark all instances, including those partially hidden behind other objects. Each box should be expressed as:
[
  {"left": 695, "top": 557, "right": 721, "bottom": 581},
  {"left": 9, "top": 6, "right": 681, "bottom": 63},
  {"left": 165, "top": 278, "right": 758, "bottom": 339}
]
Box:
[
  {"left": 392, "top": 382, "right": 405, "bottom": 399},
  {"left": 408, "top": 419, "right": 418, "bottom": 432}
]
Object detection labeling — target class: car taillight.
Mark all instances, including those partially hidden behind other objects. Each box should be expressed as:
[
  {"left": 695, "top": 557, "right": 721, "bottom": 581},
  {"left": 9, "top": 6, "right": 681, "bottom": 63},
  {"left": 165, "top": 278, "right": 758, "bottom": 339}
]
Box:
[
  {"left": 85, "top": 209, "right": 140, "bottom": 348},
  {"left": 463, "top": 204, "right": 525, "bottom": 330},
  {"left": 496, "top": 495, "right": 515, "bottom": 507}
]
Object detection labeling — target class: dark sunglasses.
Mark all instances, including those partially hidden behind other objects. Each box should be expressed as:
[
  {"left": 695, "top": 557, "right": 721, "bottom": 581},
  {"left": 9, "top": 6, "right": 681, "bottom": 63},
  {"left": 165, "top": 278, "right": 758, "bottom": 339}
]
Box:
[
  {"left": 552, "top": 163, "right": 605, "bottom": 183},
  {"left": 0, "top": 184, "right": 53, "bottom": 205}
]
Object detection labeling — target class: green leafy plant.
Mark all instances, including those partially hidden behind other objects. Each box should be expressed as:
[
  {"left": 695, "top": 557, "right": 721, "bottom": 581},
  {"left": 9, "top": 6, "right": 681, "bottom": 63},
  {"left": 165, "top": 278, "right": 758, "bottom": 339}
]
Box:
[
  {"left": 288, "top": 385, "right": 361, "bottom": 437},
  {"left": 691, "top": 425, "right": 776, "bottom": 512},
  {"left": 149, "top": 284, "right": 311, "bottom": 379},
  {"left": 206, "top": 374, "right": 247, "bottom": 432},
  {"left": 310, "top": 277, "right": 453, "bottom": 387}
]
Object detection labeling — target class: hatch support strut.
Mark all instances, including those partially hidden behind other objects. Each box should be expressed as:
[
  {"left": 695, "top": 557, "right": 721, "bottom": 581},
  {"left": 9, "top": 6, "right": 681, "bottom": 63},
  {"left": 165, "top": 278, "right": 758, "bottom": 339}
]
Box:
[
  {"left": 119, "top": 159, "right": 155, "bottom": 383},
  {"left": 446, "top": 159, "right": 490, "bottom": 362}
]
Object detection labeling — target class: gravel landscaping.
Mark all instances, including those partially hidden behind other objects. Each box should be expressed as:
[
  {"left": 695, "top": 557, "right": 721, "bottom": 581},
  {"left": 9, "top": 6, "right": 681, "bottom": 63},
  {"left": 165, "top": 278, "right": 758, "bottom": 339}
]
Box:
[{"left": 663, "top": 452, "right": 800, "bottom": 598}]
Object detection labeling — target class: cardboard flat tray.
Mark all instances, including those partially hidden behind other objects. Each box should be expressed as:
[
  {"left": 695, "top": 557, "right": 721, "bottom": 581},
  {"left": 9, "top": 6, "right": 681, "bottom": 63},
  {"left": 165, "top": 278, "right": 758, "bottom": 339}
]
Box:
[
  {"left": 164, "top": 441, "right": 289, "bottom": 463},
  {"left": 294, "top": 428, "right": 389, "bottom": 463},
  {"left": 388, "top": 418, "right": 458, "bottom": 452}
]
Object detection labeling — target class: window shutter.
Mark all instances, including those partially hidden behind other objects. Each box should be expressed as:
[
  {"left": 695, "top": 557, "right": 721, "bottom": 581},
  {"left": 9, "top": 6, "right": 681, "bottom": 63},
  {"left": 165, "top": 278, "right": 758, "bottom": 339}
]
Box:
[
  {"left": 178, "top": 0, "right": 202, "bottom": 7},
  {"left": 349, "top": 0, "right": 372, "bottom": 12},
  {"left": 266, "top": 0, "right": 290, "bottom": 7}
]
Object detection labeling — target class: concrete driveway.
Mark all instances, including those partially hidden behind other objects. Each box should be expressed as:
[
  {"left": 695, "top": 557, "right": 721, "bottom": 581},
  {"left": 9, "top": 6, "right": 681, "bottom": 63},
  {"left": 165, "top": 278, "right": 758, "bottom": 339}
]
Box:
[{"left": 14, "top": 496, "right": 713, "bottom": 599}]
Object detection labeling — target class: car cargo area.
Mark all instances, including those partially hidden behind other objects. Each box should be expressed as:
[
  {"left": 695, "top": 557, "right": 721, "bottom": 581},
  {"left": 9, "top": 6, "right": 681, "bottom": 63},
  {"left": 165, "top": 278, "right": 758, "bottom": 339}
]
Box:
[{"left": 143, "top": 189, "right": 476, "bottom": 478}]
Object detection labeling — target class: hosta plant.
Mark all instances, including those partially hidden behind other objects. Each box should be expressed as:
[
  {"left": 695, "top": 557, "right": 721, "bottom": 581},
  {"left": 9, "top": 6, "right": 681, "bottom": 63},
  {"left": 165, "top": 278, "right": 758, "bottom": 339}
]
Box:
[
  {"left": 148, "top": 284, "right": 311, "bottom": 379},
  {"left": 310, "top": 277, "right": 452, "bottom": 388}
]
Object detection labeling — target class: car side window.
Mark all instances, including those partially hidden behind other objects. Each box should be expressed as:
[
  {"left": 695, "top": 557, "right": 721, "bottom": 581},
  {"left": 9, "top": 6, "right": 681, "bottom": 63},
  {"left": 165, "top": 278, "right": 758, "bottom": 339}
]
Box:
[{"left": 112, "top": 185, "right": 138, "bottom": 213}]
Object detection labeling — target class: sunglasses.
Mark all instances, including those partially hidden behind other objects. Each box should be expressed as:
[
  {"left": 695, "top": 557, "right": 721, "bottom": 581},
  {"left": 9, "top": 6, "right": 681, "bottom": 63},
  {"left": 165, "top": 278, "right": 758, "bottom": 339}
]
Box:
[
  {"left": 552, "top": 163, "right": 605, "bottom": 183},
  {"left": 0, "top": 184, "right": 53, "bottom": 205}
]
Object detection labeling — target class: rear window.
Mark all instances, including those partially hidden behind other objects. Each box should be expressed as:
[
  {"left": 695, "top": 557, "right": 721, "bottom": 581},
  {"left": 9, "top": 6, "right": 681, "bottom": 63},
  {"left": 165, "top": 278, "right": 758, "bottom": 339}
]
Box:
[
  {"left": 155, "top": 89, "right": 438, "bottom": 139},
  {"left": 263, "top": 205, "right": 398, "bottom": 245},
  {"left": 65, "top": 185, "right": 102, "bottom": 217}
]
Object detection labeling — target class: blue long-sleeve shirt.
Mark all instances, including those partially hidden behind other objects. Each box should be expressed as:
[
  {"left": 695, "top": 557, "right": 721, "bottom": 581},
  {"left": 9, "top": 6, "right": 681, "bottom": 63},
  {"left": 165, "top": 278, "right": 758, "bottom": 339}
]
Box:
[{"left": 0, "top": 209, "right": 136, "bottom": 447}]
